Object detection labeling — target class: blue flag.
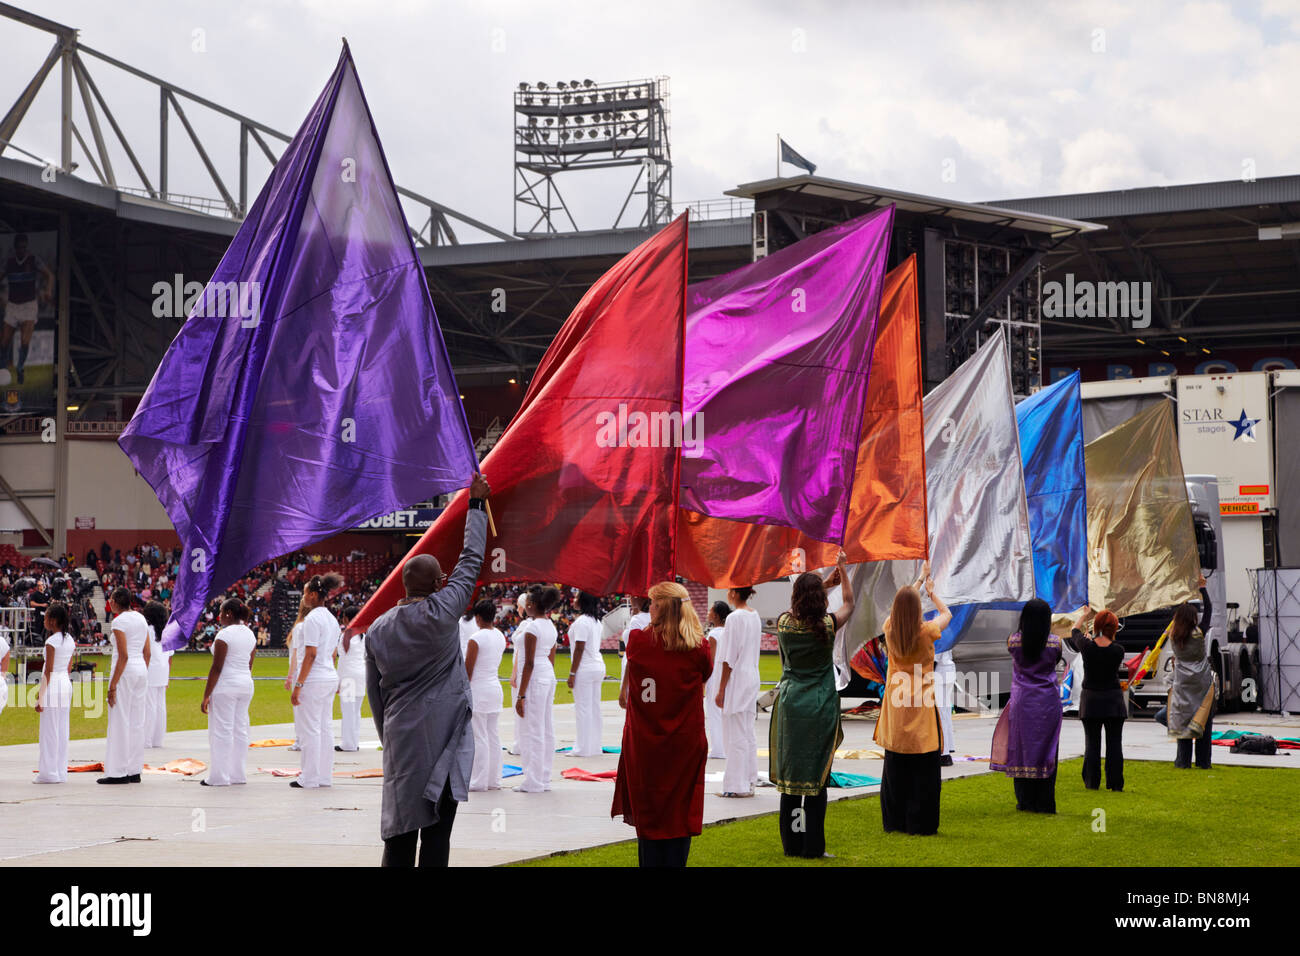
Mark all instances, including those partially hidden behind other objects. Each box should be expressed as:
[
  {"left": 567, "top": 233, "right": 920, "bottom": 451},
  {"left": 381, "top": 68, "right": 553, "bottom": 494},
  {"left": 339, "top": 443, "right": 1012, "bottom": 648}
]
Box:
[
  {"left": 119, "top": 44, "right": 477, "bottom": 648},
  {"left": 780, "top": 138, "right": 817, "bottom": 175}
]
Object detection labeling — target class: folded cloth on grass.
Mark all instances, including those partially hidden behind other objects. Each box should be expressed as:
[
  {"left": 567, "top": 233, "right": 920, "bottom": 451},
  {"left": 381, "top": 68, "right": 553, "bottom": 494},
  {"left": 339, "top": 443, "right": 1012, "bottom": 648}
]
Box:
[{"left": 561, "top": 767, "right": 618, "bottom": 781}]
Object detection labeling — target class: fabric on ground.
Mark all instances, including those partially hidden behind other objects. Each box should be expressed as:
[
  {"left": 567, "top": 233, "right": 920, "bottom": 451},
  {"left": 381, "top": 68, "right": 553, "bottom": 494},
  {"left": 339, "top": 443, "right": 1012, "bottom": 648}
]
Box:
[
  {"left": 250, "top": 738, "right": 295, "bottom": 747},
  {"left": 562, "top": 767, "right": 619, "bottom": 781},
  {"left": 828, "top": 771, "right": 881, "bottom": 788}
]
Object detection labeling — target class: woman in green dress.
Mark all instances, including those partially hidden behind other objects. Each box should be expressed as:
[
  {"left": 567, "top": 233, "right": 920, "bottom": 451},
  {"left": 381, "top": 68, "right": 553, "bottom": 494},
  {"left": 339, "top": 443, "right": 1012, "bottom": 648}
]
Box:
[{"left": 770, "top": 550, "right": 854, "bottom": 859}]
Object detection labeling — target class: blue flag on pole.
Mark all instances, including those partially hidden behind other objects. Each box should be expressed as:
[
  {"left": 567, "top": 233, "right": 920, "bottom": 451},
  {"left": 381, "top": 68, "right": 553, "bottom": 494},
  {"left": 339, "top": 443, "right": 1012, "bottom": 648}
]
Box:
[
  {"left": 779, "top": 138, "right": 817, "bottom": 175},
  {"left": 119, "top": 44, "right": 477, "bottom": 648}
]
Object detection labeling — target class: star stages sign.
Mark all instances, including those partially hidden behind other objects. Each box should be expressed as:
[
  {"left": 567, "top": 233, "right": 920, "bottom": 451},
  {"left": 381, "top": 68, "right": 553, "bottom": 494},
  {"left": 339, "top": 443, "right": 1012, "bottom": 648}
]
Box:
[{"left": 1176, "top": 372, "right": 1273, "bottom": 514}]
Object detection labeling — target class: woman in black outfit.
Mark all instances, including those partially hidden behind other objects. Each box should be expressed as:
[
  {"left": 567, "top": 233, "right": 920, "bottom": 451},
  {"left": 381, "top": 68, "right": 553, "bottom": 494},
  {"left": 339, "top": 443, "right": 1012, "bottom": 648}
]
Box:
[{"left": 1065, "top": 606, "right": 1126, "bottom": 791}]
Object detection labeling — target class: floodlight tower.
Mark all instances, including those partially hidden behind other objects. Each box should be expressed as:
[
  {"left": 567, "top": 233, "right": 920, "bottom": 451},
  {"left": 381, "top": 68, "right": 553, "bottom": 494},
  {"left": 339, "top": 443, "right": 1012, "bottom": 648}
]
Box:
[{"left": 513, "top": 77, "right": 672, "bottom": 235}]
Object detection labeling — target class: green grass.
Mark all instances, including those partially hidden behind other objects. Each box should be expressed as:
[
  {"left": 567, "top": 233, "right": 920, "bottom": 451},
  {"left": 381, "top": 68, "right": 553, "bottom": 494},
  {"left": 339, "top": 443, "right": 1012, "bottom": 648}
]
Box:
[{"left": 516, "top": 758, "right": 1300, "bottom": 867}]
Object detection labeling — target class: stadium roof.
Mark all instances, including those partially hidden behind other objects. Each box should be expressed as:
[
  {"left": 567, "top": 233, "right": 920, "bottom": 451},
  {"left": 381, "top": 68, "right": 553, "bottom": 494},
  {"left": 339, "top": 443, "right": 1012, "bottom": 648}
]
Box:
[
  {"left": 727, "top": 174, "right": 1106, "bottom": 240},
  {"left": 985, "top": 175, "right": 1300, "bottom": 361}
]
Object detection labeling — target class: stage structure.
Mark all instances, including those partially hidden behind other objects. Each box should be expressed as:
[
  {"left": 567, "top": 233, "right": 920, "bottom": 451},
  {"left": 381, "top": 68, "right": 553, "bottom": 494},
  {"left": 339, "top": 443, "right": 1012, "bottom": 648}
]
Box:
[
  {"left": 514, "top": 77, "right": 671, "bottom": 235},
  {"left": 1253, "top": 567, "right": 1300, "bottom": 713}
]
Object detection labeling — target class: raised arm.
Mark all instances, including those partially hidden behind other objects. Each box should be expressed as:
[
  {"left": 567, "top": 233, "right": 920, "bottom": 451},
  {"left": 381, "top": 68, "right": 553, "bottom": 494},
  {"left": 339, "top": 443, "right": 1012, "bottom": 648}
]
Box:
[
  {"left": 925, "top": 571, "right": 952, "bottom": 633},
  {"left": 435, "top": 474, "right": 491, "bottom": 616},
  {"left": 831, "top": 551, "right": 854, "bottom": 631}
]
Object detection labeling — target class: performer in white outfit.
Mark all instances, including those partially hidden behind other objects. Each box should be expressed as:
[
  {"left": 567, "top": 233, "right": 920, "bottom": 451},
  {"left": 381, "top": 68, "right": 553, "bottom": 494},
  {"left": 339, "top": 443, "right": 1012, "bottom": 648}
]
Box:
[
  {"left": 465, "top": 599, "right": 506, "bottom": 791},
  {"left": 566, "top": 591, "right": 606, "bottom": 757},
  {"left": 620, "top": 597, "right": 651, "bottom": 687},
  {"left": 142, "top": 601, "right": 173, "bottom": 748},
  {"left": 290, "top": 574, "right": 342, "bottom": 788},
  {"left": 335, "top": 605, "right": 365, "bottom": 752},
  {"left": 459, "top": 611, "right": 477, "bottom": 659},
  {"left": 284, "top": 605, "right": 308, "bottom": 751},
  {"left": 716, "top": 587, "right": 761, "bottom": 797},
  {"left": 935, "top": 647, "right": 957, "bottom": 766},
  {"left": 0, "top": 630, "right": 9, "bottom": 719},
  {"left": 514, "top": 586, "right": 560, "bottom": 793},
  {"left": 201, "top": 598, "right": 258, "bottom": 786},
  {"left": 704, "top": 600, "right": 731, "bottom": 759},
  {"left": 100, "top": 588, "right": 151, "bottom": 784},
  {"left": 34, "top": 603, "right": 74, "bottom": 783},
  {"left": 507, "top": 592, "right": 530, "bottom": 755}
]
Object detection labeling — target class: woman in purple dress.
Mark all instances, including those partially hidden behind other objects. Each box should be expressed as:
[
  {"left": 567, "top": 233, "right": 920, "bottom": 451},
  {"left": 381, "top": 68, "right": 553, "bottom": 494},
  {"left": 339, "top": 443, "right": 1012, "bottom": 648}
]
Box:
[{"left": 990, "top": 599, "right": 1063, "bottom": 813}]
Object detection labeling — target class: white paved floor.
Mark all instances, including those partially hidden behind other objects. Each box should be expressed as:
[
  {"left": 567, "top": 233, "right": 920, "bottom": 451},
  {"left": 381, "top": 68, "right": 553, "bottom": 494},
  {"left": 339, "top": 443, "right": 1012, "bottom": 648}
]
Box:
[{"left": 1, "top": 701, "right": 1295, "bottom": 866}]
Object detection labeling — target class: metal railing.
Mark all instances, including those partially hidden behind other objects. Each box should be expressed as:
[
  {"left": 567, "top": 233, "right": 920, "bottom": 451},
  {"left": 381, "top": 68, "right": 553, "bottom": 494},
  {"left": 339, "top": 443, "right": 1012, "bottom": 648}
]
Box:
[{"left": 672, "top": 197, "right": 754, "bottom": 221}]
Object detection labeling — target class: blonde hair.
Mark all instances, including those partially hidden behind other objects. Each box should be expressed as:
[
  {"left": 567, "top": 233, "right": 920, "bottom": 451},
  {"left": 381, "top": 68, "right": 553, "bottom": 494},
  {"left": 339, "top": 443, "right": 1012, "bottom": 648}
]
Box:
[
  {"left": 647, "top": 581, "right": 704, "bottom": 652},
  {"left": 888, "top": 585, "right": 923, "bottom": 659}
]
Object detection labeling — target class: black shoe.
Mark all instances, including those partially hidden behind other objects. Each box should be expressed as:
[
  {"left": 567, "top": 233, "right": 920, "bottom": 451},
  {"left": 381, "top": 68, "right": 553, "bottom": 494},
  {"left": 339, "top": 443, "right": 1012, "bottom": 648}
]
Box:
[
  {"left": 939, "top": 754, "right": 953, "bottom": 767},
  {"left": 127, "top": 774, "right": 141, "bottom": 783},
  {"left": 289, "top": 780, "right": 303, "bottom": 788},
  {"left": 200, "top": 779, "right": 211, "bottom": 786},
  {"left": 334, "top": 745, "right": 344, "bottom": 752},
  {"left": 97, "top": 776, "right": 130, "bottom": 784}
]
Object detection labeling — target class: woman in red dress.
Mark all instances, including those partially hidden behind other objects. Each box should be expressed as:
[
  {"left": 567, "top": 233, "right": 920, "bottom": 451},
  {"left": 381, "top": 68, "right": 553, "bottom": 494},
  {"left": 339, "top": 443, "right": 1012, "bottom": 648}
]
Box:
[{"left": 611, "top": 580, "right": 713, "bottom": 867}]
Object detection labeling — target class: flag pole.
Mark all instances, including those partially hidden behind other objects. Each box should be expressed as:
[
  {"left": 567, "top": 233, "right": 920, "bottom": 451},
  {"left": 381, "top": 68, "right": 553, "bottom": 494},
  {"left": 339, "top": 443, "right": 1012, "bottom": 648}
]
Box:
[{"left": 485, "top": 500, "right": 497, "bottom": 537}]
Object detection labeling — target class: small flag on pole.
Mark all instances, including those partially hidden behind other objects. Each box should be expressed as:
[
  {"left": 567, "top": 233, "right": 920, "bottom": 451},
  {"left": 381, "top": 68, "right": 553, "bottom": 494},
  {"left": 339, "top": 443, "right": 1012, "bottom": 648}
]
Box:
[{"left": 779, "top": 137, "right": 817, "bottom": 175}]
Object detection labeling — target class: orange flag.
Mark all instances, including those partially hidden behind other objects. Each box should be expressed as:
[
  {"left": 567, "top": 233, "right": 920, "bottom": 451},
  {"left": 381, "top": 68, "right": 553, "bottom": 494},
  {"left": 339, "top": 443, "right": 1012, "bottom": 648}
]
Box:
[{"left": 677, "top": 255, "right": 926, "bottom": 587}]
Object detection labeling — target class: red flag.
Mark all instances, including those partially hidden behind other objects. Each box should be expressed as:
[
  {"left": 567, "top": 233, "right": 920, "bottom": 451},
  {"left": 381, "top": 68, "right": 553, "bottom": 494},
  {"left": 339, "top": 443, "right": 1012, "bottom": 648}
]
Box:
[{"left": 352, "top": 215, "right": 690, "bottom": 631}]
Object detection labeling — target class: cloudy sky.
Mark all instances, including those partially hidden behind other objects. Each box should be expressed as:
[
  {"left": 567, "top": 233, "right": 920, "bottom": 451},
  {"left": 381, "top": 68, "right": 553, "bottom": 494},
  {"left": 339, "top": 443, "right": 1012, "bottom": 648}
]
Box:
[{"left": 4, "top": 0, "right": 1299, "bottom": 239}]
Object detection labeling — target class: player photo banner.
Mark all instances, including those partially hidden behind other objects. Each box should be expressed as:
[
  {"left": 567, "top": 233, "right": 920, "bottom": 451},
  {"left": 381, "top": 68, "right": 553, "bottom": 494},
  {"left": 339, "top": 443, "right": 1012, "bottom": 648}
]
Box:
[{"left": 0, "top": 229, "right": 57, "bottom": 415}]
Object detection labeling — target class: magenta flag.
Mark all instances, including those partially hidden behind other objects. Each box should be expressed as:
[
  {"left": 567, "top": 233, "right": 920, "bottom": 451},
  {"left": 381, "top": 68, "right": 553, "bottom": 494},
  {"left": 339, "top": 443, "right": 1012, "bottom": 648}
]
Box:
[{"left": 680, "top": 206, "right": 895, "bottom": 544}]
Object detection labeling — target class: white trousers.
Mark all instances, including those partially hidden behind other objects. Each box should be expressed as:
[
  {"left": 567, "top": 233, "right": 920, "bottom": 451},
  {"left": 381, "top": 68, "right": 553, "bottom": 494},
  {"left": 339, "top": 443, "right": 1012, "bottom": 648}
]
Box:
[
  {"left": 0, "top": 678, "right": 7, "bottom": 717},
  {"left": 935, "top": 652, "right": 956, "bottom": 754},
  {"left": 721, "top": 710, "right": 757, "bottom": 794},
  {"left": 338, "top": 670, "right": 365, "bottom": 751},
  {"left": 35, "top": 675, "right": 72, "bottom": 783},
  {"left": 297, "top": 681, "right": 337, "bottom": 788},
  {"left": 470, "top": 697, "right": 502, "bottom": 792},
  {"left": 104, "top": 667, "right": 148, "bottom": 778},
  {"left": 144, "top": 684, "right": 168, "bottom": 747},
  {"left": 207, "top": 688, "right": 252, "bottom": 785},
  {"left": 291, "top": 700, "right": 303, "bottom": 748},
  {"left": 571, "top": 670, "right": 603, "bottom": 756},
  {"left": 705, "top": 684, "right": 726, "bottom": 758},
  {"left": 518, "top": 677, "right": 555, "bottom": 792}
]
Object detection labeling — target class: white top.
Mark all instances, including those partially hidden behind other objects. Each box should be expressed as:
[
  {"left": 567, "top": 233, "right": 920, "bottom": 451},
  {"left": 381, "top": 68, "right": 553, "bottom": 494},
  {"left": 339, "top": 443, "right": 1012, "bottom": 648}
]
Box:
[
  {"left": 569, "top": 615, "right": 605, "bottom": 677},
  {"left": 622, "top": 611, "right": 650, "bottom": 645},
  {"left": 110, "top": 609, "right": 150, "bottom": 673},
  {"left": 298, "top": 606, "right": 340, "bottom": 684},
  {"left": 337, "top": 632, "right": 366, "bottom": 677},
  {"left": 286, "top": 622, "right": 301, "bottom": 679},
  {"left": 721, "top": 607, "right": 762, "bottom": 714},
  {"left": 212, "top": 624, "right": 256, "bottom": 694},
  {"left": 459, "top": 616, "right": 478, "bottom": 659},
  {"left": 45, "top": 632, "right": 75, "bottom": 674},
  {"left": 0, "top": 634, "right": 8, "bottom": 659},
  {"left": 146, "top": 636, "right": 174, "bottom": 687},
  {"left": 467, "top": 626, "right": 506, "bottom": 686},
  {"left": 706, "top": 625, "right": 725, "bottom": 693},
  {"left": 520, "top": 617, "right": 558, "bottom": 681}
]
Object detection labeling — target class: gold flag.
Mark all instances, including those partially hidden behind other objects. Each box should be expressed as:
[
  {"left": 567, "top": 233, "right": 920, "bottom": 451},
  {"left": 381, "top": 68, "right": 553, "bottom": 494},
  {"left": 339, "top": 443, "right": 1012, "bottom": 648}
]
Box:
[{"left": 1084, "top": 401, "right": 1200, "bottom": 617}]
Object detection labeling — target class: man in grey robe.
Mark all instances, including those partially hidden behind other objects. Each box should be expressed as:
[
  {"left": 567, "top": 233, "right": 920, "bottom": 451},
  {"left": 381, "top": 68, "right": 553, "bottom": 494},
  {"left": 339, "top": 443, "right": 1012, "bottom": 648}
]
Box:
[{"left": 365, "top": 473, "right": 490, "bottom": 866}]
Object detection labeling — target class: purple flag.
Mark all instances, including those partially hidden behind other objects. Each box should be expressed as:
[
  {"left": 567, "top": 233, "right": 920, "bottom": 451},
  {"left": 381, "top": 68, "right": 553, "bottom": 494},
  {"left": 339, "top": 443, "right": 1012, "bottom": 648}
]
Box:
[
  {"left": 119, "top": 44, "right": 477, "bottom": 649},
  {"left": 680, "top": 205, "right": 894, "bottom": 544}
]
